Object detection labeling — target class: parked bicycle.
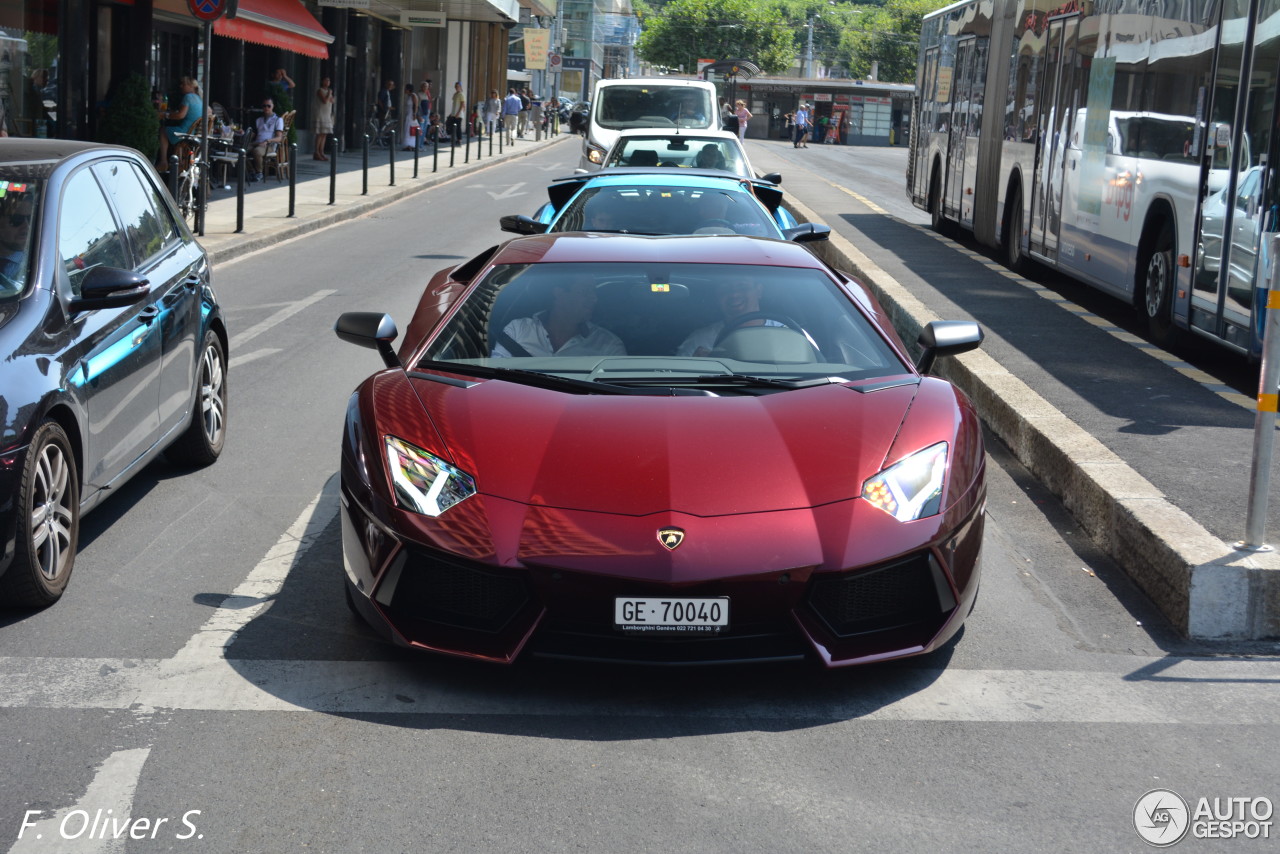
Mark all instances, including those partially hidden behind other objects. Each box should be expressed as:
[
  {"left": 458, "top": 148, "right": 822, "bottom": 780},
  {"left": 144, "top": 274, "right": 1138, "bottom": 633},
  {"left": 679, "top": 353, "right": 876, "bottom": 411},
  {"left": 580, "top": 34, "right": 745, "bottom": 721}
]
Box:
[{"left": 367, "top": 106, "right": 397, "bottom": 148}]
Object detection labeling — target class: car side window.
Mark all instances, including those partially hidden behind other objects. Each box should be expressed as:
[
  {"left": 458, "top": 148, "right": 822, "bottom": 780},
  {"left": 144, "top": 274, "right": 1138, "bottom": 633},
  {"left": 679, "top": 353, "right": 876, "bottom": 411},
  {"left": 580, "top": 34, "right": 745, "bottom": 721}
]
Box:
[
  {"left": 58, "top": 168, "right": 130, "bottom": 298},
  {"left": 91, "top": 161, "right": 177, "bottom": 265}
]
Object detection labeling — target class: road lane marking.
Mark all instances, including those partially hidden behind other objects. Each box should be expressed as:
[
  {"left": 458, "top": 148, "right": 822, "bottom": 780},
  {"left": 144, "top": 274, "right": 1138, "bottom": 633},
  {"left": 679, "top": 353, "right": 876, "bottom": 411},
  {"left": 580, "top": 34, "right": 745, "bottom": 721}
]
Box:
[
  {"left": 229, "top": 347, "right": 282, "bottom": 368},
  {"left": 229, "top": 289, "right": 337, "bottom": 352},
  {"left": 8, "top": 748, "right": 151, "bottom": 854}
]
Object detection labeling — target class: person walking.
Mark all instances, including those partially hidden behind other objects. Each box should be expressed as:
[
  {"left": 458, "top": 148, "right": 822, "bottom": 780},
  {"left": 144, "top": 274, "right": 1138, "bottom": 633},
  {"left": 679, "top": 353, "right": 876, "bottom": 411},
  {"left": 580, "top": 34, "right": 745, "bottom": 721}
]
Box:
[
  {"left": 417, "top": 81, "right": 433, "bottom": 150},
  {"left": 793, "top": 103, "right": 811, "bottom": 148},
  {"left": 447, "top": 81, "right": 465, "bottom": 146},
  {"left": 734, "top": 99, "right": 752, "bottom": 141},
  {"left": 502, "top": 87, "right": 521, "bottom": 144},
  {"left": 401, "top": 83, "right": 420, "bottom": 149},
  {"left": 484, "top": 89, "right": 502, "bottom": 139},
  {"left": 517, "top": 87, "right": 531, "bottom": 137},
  {"left": 312, "top": 76, "right": 335, "bottom": 160}
]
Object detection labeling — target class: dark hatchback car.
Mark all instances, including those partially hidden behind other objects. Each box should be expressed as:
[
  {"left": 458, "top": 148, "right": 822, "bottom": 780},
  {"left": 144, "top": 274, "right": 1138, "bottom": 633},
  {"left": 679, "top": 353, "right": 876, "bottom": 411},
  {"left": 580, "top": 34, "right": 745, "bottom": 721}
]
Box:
[{"left": 0, "top": 140, "right": 228, "bottom": 607}]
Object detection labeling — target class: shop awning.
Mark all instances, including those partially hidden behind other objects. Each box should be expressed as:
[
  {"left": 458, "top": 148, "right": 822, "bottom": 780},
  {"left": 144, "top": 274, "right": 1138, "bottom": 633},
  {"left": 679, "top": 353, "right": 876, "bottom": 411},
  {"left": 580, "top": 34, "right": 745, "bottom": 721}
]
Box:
[{"left": 213, "top": 0, "right": 334, "bottom": 59}]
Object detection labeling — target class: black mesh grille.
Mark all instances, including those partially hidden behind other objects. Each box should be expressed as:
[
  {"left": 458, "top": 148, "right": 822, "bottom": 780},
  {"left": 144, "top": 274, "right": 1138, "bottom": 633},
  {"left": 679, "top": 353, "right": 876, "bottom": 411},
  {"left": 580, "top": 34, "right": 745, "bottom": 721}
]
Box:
[
  {"left": 387, "top": 550, "right": 531, "bottom": 633},
  {"left": 806, "top": 553, "right": 942, "bottom": 638}
]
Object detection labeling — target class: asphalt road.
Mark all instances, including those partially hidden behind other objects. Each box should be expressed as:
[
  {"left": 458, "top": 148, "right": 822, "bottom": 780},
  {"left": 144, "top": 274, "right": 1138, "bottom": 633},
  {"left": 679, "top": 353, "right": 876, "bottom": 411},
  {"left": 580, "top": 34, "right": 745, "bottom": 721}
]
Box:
[{"left": 1, "top": 142, "right": 1278, "bottom": 854}]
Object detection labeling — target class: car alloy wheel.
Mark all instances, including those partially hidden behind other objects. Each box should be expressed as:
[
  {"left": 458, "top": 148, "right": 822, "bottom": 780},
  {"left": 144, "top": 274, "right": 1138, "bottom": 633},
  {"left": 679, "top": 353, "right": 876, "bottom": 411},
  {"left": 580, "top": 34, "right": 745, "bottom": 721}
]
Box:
[
  {"left": 1, "top": 421, "right": 80, "bottom": 607},
  {"left": 166, "top": 330, "right": 227, "bottom": 466}
]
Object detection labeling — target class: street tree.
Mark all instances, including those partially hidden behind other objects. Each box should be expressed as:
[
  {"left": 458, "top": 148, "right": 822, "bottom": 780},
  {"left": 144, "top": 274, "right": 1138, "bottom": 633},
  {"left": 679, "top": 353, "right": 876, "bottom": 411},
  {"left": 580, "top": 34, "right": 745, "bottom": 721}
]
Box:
[{"left": 636, "top": 0, "right": 797, "bottom": 76}]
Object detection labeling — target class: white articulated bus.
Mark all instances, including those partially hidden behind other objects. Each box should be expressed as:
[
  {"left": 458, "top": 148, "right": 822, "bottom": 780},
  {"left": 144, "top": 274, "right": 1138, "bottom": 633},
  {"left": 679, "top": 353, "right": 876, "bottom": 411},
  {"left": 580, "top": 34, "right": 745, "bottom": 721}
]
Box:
[{"left": 908, "top": 0, "right": 1280, "bottom": 357}]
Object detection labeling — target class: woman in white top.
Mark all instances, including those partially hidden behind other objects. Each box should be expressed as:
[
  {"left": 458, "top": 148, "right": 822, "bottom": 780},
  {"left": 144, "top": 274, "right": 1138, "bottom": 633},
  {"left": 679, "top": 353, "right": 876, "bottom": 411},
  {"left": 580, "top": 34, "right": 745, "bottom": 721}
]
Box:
[
  {"left": 401, "top": 84, "right": 420, "bottom": 150},
  {"left": 312, "top": 77, "right": 335, "bottom": 160}
]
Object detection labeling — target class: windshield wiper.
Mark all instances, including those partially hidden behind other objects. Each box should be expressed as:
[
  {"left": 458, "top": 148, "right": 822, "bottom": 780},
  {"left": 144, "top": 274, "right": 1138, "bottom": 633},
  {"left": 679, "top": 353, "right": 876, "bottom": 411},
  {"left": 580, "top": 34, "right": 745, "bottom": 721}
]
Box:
[
  {"left": 415, "top": 360, "right": 667, "bottom": 396},
  {"left": 606, "top": 374, "right": 842, "bottom": 390}
]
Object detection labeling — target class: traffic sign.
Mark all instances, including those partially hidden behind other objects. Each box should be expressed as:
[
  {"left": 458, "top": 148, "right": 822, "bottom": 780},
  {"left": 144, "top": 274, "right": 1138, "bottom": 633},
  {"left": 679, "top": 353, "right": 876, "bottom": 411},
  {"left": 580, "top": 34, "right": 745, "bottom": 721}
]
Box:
[
  {"left": 548, "top": 52, "right": 562, "bottom": 73},
  {"left": 187, "top": 0, "right": 231, "bottom": 21}
]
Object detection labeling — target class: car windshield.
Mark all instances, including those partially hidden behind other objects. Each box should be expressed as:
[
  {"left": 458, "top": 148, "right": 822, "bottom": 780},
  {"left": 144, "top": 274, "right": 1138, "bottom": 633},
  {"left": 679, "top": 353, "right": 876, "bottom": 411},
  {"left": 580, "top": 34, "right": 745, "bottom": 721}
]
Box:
[
  {"left": 551, "top": 185, "right": 779, "bottom": 237},
  {"left": 596, "top": 86, "right": 715, "bottom": 130},
  {"left": 421, "top": 262, "right": 907, "bottom": 392},
  {"left": 0, "top": 178, "right": 41, "bottom": 301},
  {"left": 606, "top": 137, "right": 749, "bottom": 177}
]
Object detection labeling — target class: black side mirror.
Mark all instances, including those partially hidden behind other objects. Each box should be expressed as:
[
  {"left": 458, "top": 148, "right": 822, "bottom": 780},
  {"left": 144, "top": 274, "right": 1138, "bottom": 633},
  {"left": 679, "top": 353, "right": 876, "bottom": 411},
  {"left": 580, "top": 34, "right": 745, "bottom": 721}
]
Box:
[
  {"left": 69, "top": 267, "right": 150, "bottom": 313},
  {"left": 499, "top": 214, "right": 549, "bottom": 235},
  {"left": 762, "top": 172, "right": 782, "bottom": 185},
  {"left": 335, "top": 311, "right": 401, "bottom": 369},
  {"left": 783, "top": 223, "right": 831, "bottom": 244},
  {"left": 915, "top": 320, "right": 983, "bottom": 374}
]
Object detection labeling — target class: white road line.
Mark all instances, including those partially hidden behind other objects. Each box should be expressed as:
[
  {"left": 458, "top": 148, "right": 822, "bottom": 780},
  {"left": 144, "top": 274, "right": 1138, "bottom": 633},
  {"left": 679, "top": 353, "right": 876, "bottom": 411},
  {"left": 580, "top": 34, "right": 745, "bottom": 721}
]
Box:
[
  {"left": 8, "top": 748, "right": 151, "bottom": 854},
  {"left": 228, "top": 347, "right": 281, "bottom": 368},
  {"left": 229, "top": 289, "right": 336, "bottom": 351}
]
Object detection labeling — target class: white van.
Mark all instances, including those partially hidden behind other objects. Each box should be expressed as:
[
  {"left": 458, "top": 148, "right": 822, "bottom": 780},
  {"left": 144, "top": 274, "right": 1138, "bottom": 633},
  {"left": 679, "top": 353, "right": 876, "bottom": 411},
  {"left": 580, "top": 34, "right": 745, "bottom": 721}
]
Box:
[{"left": 580, "top": 77, "right": 719, "bottom": 170}]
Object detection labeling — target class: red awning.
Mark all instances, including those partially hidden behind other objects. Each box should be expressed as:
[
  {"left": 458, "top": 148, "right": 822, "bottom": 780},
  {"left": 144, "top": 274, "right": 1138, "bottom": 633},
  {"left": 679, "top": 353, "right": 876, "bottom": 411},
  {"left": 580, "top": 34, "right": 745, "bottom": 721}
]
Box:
[{"left": 213, "top": 0, "right": 334, "bottom": 59}]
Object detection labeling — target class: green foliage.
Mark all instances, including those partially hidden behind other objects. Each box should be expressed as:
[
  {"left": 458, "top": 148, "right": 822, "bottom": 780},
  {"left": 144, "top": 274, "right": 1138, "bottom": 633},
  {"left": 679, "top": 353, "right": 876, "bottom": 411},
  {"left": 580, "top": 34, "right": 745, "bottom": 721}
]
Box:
[
  {"left": 839, "top": 0, "right": 946, "bottom": 82},
  {"left": 266, "top": 79, "right": 298, "bottom": 146},
  {"left": 98, "top": 72, "right": 159, "bottom": 162},
  {"left": 637, "top": 0, "right": 797, "bottom": 76},
  {"left": 23, "top": 33, "right": 57, "bottom": 71}
]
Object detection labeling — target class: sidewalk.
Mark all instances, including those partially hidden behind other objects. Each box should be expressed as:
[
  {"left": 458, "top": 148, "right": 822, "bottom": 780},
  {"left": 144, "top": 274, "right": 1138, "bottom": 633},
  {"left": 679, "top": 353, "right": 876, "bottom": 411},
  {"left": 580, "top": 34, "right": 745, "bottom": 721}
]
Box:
[{"left": 191, "top": 130, "right": 574, "bottom": 266}]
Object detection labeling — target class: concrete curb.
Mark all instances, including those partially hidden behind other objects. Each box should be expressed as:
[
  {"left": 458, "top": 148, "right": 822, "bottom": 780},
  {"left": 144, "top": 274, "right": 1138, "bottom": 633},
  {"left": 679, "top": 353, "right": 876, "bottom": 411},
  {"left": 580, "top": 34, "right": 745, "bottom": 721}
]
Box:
[
  {"left": 200, "top": 135, "right": 575, "bottom": 268},
  {"left": 782, "top": 193, "right": 1280, "bottom": 640}
]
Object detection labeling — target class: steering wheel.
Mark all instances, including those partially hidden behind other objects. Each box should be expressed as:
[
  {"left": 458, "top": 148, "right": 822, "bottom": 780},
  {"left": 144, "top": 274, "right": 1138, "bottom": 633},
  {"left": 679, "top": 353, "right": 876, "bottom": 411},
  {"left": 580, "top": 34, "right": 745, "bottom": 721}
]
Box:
[{"left": 713, "top": 311, "right": 811, "bottom": 346}]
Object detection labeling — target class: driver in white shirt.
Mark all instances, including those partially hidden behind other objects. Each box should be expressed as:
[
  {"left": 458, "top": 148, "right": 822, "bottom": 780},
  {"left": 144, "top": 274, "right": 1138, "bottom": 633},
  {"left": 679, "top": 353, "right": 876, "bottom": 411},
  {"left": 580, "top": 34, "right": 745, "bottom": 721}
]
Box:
[
  {"left": 677, "top": 277, "right": 783, "bottom": 357},
  {"left": 493, "top": 277, "right": 626, "bottom": 358}
]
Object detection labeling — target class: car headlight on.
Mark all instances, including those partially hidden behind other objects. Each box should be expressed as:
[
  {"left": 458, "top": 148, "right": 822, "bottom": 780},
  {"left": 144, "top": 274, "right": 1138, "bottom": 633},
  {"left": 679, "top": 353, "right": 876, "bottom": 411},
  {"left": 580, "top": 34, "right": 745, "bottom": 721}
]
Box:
[
  {"left": 861, "top": 442, "right": 948, "bottom": 521},
  {"left": 587, "top": 144, "right": 605, "bottom": 164},
  {"left": 384, "top": 435, "right": 476, "bottom": 517}
]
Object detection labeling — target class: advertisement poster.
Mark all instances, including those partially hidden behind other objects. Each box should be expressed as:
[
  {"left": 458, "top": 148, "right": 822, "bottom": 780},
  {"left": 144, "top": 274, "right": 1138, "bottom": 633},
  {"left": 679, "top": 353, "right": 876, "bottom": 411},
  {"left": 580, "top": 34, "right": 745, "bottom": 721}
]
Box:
[
  {"left": 825, "top": 108, "right": 845, "bottom": 144},
  {"left": 524, "top": 28, "right": 549, "bottom": 70}
]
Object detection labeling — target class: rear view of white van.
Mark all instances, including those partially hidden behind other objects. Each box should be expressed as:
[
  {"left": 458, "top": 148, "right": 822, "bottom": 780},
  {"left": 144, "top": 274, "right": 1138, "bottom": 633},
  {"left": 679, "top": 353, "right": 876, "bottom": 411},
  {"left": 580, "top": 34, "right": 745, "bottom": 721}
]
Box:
[{"left": 580, "top": 78, "right": 719, "bottom": 170}]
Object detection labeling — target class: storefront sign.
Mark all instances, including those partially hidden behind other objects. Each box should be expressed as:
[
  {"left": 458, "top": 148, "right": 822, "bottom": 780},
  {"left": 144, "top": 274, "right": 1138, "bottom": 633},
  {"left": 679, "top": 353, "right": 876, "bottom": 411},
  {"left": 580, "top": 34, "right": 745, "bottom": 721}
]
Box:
[
  {"left": 814, "top": 93, "right": 832, "bottom": 102},
  {"left": 400, "top": 10, "right": 445, "bottom": 26},
  {"left": 524, "top": 28, "right": 549, "bottom": 70}
]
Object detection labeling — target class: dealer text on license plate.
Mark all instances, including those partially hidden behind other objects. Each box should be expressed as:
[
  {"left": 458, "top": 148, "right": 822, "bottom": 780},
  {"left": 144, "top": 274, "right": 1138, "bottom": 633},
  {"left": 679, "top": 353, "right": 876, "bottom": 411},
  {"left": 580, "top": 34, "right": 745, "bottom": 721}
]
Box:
[{"left": 614, "top": 597, "right": 729, "bottom": 633}]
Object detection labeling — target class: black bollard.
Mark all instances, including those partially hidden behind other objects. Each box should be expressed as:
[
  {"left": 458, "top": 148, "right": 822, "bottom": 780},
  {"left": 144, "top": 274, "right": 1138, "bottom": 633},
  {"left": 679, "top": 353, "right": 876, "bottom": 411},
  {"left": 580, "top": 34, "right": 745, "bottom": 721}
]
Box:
[
  {"left": 465, "top": 121, "right": 470, "bottom": 164},
  {"left": 288, "top": 143, "right": 297, "bottom": 217},
  {"left": 235, "top": 149, "right": 246, "bottom": 234},
  {"left": 195, "top": 155, "right": 206, "bottom": 237},
  {"left": 329, "top": 136, "right": 337, "bottom": 205},
  {"left": 476, "top": 126, "right": 482, "bottom": 160},
  {"left": 362, "top": 134, "right": 369, "bottom": 195},
  {"left": 413, "top": 138, "right": 420, "bottom": 178},
  {"left": 389, "top": 135, "right": 395, "bottom": 186},
  {"left": 168, "top": 155, "right": 179, "bottom": 199},
  {"left": 433, "top": 133, "right": 439, "bottom": 173},
  {"left": 450, "top": 136, "right": 456, "bottom": 168},
  {"left": 499, "top": 128, "right": 503, "bottom": 154},
  {"left": 489, "top": 130, "right": 493, "bottom": 157}
]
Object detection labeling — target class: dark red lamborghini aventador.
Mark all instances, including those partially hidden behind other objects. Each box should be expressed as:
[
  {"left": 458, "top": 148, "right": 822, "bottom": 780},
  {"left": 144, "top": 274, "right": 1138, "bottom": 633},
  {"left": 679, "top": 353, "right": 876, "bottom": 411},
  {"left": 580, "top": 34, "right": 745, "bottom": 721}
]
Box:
[{"left": 335, "top": 233, "right": 986, "bottom": 667}]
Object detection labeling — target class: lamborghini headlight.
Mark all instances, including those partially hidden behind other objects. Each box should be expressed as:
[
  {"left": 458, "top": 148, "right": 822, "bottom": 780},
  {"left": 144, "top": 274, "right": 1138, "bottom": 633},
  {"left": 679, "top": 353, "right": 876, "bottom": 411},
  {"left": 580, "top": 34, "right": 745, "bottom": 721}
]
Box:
[
  {"left": 861, "top": 442, "right": 948, "bottom": 522},
  {"left": 384, "top": 435, "right": 476, "bottom": 517}
]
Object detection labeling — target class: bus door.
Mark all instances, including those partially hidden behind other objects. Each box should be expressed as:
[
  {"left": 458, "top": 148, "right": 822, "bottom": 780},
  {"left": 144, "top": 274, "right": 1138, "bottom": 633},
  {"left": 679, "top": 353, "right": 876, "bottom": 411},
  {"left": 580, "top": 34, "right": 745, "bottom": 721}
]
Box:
[
  {"left": 1191, "top": 8, "right": 1279, "bottom": 354},
  {"left": 946, "top": 37, "right": 979, "bottom": 225},
  {"left": 1029, "top": 16, "right": 1079, "bottom": 260}
]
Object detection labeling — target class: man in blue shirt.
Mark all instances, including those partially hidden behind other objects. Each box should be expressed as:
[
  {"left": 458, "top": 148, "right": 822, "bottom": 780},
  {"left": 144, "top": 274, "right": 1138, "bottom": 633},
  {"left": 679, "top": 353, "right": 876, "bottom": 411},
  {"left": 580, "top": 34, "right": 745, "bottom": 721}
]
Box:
[{"left": 502, "top": 88, "right": 522, "bottom": 144}]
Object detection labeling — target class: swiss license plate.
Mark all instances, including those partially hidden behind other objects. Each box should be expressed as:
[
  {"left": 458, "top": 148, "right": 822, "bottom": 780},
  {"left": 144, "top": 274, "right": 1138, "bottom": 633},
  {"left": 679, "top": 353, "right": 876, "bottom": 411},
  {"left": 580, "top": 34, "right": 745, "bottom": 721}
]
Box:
[{"left": 614, "top": 597, "right": 729, "bottom": 633}]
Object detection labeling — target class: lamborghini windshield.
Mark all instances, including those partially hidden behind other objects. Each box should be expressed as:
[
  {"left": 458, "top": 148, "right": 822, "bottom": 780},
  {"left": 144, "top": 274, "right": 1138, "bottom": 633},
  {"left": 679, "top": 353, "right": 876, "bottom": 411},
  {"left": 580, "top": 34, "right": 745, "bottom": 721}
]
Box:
[{"left": 421, "top": 262, "right": 908, "bottom": 391}]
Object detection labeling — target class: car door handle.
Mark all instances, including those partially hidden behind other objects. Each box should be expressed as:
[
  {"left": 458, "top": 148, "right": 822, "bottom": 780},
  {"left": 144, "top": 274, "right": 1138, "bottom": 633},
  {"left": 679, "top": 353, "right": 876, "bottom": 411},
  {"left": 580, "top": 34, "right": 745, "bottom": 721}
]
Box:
[{"left": 137, "top": 306, "right": 160, "bottom": 324}]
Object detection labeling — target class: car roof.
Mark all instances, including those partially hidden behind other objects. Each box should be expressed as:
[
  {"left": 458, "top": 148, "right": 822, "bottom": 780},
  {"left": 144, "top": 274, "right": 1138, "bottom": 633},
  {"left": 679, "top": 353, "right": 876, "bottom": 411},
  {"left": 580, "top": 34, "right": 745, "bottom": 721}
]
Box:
[
  {"left": 613, "top": 129, "right": 741, "bottom": 141},
  {"left": 0, "top": 139, "right": 128, "bottom": 165},
  {"left": 548, "top": 168, "right": 783, "bottom": 213},
  {"left": 490, "top": 233, "right": 824, "bottom": 268}
]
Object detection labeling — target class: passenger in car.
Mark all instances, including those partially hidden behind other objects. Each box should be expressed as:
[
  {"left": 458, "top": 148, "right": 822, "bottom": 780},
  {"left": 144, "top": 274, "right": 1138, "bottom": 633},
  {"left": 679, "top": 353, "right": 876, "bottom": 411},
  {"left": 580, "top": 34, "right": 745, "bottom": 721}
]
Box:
[
  {"left": 492, "top": 276, "right": 626, "bottom": 358},
  {"left": 0, "top": 192, "right": 33, "bottom": 286}
]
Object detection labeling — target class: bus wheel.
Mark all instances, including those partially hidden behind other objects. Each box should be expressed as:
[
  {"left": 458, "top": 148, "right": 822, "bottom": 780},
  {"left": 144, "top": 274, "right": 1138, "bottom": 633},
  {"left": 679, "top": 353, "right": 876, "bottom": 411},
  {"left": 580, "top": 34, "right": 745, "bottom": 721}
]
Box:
[
  {"left": 929, "top": 174, "right": 949, "bottom": 236},
  {"left": 1141, "top": 222, "right": 1180, "bottom": 346},
  {"left": 1002, "top": 187, "right": 1027, "bottom": 274}
]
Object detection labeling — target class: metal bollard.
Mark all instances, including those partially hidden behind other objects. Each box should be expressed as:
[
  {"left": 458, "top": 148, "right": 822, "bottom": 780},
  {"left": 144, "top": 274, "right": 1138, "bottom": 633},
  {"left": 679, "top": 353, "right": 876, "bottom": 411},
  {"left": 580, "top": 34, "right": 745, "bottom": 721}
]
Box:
[
  {"left": 389, "top": 135, "right": 395, "bottom": 186},
  {"left": 235, "top": 149, "right": 246, "bottom": 234},
  {"left": 476, "top": 126, "right": 482, "bottom": 161},
  {"left": 195, "top": 156, "right": 206, "bottom": 237},
  {"left": 329, "top": 136, "right": 337, "bottom": 205},
  {"left": 1241, "top": 233, "right": 1280, "bottom": 549},
  {"left": 433, "top": 133, "right": 439, "bottom": 173},
  {"left": 168, "top": 155, "right": 179, "bottom": 199},
  {"left": 288, "top": 143, "right": 297, "bottom": 217},
  {"left": 465, "top": 121, "right": 471, "bottom": 164},
  {"left": 413, "top": 138, "right": 420, "bottom": 178},
  {"left": 450, "top": 136, "right": 456, "bottom": 168},
  {"left": 499, "top": 129, "right": 503, "bottom": 154},
  {"left": 362, "top": 134, "right": 369, "bottom": 195},
  {"left": 489, "top": 130, "right": 493, "bottom": 157}
]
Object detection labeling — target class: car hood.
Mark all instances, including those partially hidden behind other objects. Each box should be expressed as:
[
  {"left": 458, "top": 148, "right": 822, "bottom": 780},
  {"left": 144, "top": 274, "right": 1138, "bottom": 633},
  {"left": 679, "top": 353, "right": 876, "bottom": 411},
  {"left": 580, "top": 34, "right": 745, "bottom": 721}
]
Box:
[{"left": 404, "top": 375, "right": 921, "bottom": 517}]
